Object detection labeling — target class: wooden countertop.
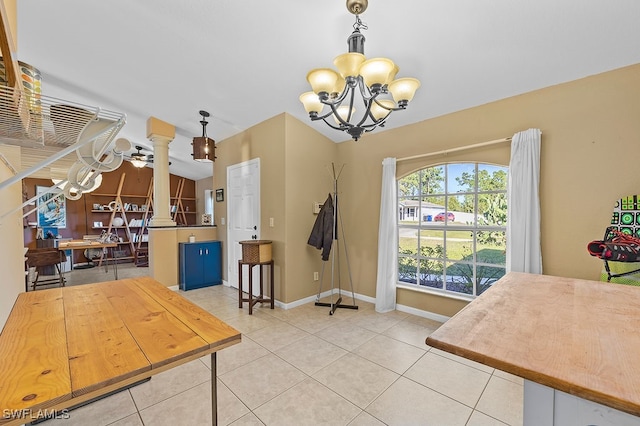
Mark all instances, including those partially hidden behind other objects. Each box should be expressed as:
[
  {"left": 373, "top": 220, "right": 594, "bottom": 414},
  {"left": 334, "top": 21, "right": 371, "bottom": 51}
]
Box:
[
  {"left": 426, "top": 272, "right": 640, "bottom": 417},
  {"left": 0, "top": 277, "right": 241, "bottom": 425}
]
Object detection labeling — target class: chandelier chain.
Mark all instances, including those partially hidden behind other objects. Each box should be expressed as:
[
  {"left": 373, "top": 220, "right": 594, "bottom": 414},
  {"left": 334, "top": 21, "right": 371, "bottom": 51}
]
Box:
[{"left": 353, "top": 15, "right": 367, "bottom": 32}]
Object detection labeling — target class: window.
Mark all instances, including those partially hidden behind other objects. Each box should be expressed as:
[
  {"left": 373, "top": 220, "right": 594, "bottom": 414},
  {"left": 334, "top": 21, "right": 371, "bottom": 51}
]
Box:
[{"left": 397, "top": 163, "right": 508, "bottom": 297}]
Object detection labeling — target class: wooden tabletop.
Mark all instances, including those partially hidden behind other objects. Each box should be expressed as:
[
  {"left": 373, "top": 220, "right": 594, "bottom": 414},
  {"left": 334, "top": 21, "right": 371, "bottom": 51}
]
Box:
[
  {"left": 0, "top": 277, "right": 241, "bottom": 425},
  {"left": 426, "top": 272, "right": 640, "bottom": 417},
  {"left": 57, "top": 240, "right": 118, "bottom": 249}
]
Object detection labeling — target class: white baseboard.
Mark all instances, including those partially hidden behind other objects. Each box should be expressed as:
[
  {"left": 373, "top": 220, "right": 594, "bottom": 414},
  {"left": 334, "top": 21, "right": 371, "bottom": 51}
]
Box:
[
  {"left": 168, "top": 285, "right": 179, "bottom": 292},
  {"left": 216, "top": 280, "right": 450, "bottom": 321}
]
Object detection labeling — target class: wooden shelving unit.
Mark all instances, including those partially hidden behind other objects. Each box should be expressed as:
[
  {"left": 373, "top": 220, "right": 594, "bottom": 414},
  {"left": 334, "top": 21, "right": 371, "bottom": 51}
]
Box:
[
  {"left": 88, "top": 172, "right": 153, "bottom": 265},
  {"left": 171, "top": 177, "right": 196, "bottom": 226}
]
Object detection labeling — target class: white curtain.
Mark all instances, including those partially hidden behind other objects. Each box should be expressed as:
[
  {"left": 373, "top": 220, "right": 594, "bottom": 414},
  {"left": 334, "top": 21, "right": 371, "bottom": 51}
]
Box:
[
  {"left": 506, "top": 128, "right": 543, "bottom": 274},
  {"left": 375, "top": 157, "right": 398, "bottom": 312}
]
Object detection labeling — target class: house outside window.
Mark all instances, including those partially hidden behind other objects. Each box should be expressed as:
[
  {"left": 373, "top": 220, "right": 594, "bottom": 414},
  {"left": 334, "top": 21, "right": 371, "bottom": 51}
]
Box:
[{"left": 397, "top": 163, "right": 508, "bottom": 297}]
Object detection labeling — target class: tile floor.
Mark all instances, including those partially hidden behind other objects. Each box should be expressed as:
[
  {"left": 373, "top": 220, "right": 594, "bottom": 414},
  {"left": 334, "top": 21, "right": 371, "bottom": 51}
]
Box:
[{"left": 40, "top": 264, "right": 523, "bottom": 426}]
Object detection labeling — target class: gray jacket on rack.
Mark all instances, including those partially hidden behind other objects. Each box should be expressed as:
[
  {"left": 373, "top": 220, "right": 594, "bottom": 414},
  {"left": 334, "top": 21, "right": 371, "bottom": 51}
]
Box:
[{"left": 307, "top": 194, "right": 334, "bottom": 261}]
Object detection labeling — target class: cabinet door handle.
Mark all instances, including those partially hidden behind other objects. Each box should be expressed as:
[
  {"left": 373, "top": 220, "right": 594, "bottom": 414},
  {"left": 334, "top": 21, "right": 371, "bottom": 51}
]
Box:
[
  {"left": 199, "top": 249, "right": 203, "bottom": 256},
  {"left": 205, "top": 248, "right": 209, "bottom": 255}
]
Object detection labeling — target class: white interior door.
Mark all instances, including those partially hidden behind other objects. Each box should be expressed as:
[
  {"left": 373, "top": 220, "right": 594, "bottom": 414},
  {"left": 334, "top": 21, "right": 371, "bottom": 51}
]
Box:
[{"left": 227, "top": 158, "right": 260, "bottom": 294}]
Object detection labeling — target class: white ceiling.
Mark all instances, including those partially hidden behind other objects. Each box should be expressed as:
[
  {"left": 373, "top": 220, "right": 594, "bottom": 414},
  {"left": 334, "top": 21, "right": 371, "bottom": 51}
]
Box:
[{"left": 14, "top": 0, "right": 640, "bottom": 181}]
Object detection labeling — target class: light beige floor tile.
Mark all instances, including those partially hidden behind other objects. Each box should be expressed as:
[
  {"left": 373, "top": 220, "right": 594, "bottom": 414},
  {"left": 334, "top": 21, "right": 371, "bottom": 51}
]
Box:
[
  {"left": 347, "top": 411, "right": 386, "bottom": 425},
  {"left": 475, "top": 376, "right": 524, "bottom": 426},
  {"left": 39, "top": 389, "right": 136, "bottom": 426},
  {"left": 315, "top": 322, "right": 378, "bottom": 352},
  {"left": 429, "top": 347, "right": 494, "bottom": 374},
  {"left": 367, "top": 376, "right": 472, "bottom": 425},
  {"left": 493, "top": 369, "right": 524, "bottom": 385},
  {"left": 382, "top": 318, "right": 436, "bottom": 349},
  {"left": 139, "top": 380, "right": 249, "bottom": 426},
  {"left": 198, "top": 298, "right": 247, "bottom": 320},
  {"left": 405, "top": 351, "right": 491, "bottom": 407},
  {"left": 270, "top": 301, "right": 348, "bottom": 332},
  {"left": 129, "top": 358, "right": 210, "bottom": 409},
  {"left": 275, "top": 334, "right": 348, "bottom": 375},
  {"left": 352, "top": 334, "right": 427, "bottom": 374},
  {"left": 219, "top": 353, "right": 307, "bottom": 409},
  {"left": 212, "top": 335, "right": 271, "bottom": 375},
  {"left": 253, "top": 378, "right": 360, "bottom": 425},
  {"left": 222, "top": 310, "right": 282, "bottom": 334},
  {"left": 313, "top": 353, "right": 399, "bottom": 409},
  {"left": 229, "top": 412, "right": 266, "bottom": 425},
  {"left": 107, "top": 413, "right": 144, "bottom": 425},
  {"left": 466, "top": 410, "right": 510, "bottom": 426},
  {"left": 347, "top": 308, "right": 408, "bottom": 333},
  {"left": 247, "top": 321, "right": 310, "bottom": 352}
]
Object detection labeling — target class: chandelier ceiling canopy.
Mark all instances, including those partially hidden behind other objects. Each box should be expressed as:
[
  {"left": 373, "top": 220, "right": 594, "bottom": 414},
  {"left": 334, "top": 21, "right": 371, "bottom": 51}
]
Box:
[{"left": 300, "top": 0, "right": 420, "bottom": 141}]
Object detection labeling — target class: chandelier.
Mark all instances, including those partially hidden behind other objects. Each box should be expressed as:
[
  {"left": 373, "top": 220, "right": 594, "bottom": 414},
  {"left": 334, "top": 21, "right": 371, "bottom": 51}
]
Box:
[
  {"left": 192, "top": 110, "right": 216, "bottom": 162},
  {"left": 299, "top": 0, "right": 420, "bottom": 141}
]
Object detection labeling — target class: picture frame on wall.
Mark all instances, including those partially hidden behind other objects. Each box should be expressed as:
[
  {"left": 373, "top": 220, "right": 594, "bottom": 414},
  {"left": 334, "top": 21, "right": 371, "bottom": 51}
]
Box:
[
  {"left": 215, "top": 188, "right": 224, "bottom": 202},
  {"left": 36, "top": 185, "right": 66, "bottom": 228}
]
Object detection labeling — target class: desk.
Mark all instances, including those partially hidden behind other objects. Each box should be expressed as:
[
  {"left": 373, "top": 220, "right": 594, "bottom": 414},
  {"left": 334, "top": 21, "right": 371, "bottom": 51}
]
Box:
[
  {"left": 238, "top": 259, "right": 274, "bottom": 315},
  {"left": 426, "top": 272, "right": 640, "bottom": 425},
  {"left": 0, "top": 277, "right": 241, "bottom": 425},
  {"left": 57, "top": 240, "right": 119, "bottom": 279}
]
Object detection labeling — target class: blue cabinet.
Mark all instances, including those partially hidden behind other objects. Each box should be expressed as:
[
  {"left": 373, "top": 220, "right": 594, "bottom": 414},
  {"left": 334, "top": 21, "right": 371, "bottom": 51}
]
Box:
[{"left": 179, "top": 240, "right": 222, "bottom": 291}]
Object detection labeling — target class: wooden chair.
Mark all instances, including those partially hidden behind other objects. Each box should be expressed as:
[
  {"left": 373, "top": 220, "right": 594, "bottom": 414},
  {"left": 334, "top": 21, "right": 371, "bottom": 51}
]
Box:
[{"left": 25, "top": 247, "right": 66, "bottom": 291}]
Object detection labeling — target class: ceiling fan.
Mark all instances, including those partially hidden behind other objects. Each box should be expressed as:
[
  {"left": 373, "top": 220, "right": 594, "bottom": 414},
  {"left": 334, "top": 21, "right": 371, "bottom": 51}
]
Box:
[{"left": 127, "top": 146, "right": 154, "bottom": 168}]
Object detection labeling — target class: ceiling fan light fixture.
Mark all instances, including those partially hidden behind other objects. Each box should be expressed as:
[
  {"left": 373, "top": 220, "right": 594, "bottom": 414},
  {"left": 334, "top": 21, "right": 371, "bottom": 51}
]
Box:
[
  {"left": 129, "top": 145, "right": 150, "bottom": 168},
  {"left": 192, "top": 110, "right": 216, "bottom": 162},
  {"left": 130, "top": 158, "right": 147, "bottom": 168}
]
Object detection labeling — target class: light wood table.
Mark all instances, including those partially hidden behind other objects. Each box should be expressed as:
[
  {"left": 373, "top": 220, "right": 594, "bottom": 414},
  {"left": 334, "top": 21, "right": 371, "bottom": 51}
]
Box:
[
  {"left": 57, "top": 240, "right": 120, "bottom": 279},
  {"left": 0, "top": 277, "right": 241, "bottom": 425},
  {"left": 426, "top": 272, "right": 640, "bottom": 425}
]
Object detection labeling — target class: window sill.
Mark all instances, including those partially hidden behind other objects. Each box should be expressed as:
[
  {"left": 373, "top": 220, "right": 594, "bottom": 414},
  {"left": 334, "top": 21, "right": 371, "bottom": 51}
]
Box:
[{"left": 396, "top": 283, "right": 475, "bottom": 303}]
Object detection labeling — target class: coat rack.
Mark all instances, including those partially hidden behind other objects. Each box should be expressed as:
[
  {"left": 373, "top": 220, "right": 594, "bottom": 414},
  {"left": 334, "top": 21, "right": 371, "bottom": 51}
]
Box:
[{"left": 315, "top": 163, "right": 358, "bottom": 315}]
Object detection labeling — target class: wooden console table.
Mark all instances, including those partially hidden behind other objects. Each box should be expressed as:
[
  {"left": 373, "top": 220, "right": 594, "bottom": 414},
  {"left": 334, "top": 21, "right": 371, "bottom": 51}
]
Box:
[
  {"left": 238, "top": 259, "right": 274, "bottom": 315},
  {"left": 0, "top": 277, "right": 241, "bottom": 425},
  {"left": 57, "top": 240, "right": 119, "bottom": 279},
  {"left": 426, "top": 272, "right": 640, "bottom": 425}
]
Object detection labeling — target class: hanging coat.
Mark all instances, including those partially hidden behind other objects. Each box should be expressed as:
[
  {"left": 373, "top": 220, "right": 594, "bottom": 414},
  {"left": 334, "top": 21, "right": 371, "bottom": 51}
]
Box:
[{"left": 307, "top": 194, "right": 334, "bottom": 261}]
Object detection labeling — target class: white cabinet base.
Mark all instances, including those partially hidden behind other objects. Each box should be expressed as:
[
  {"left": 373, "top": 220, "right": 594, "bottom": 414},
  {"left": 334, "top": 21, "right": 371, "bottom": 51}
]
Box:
[{"left": 524, "top": 380, "right": 640, "bottom": 426}]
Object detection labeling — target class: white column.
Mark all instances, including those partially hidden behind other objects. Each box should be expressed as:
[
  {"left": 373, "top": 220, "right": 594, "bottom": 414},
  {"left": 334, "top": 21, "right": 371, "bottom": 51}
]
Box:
[{"left": 147, "top": 117, "right": 176, "bottom": 227}]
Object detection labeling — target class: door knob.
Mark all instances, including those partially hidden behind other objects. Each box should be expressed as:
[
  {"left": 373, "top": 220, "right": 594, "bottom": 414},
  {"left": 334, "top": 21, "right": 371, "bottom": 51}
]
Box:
[{"left": 253, "top": 225, "right": 257, "bottom": 230}]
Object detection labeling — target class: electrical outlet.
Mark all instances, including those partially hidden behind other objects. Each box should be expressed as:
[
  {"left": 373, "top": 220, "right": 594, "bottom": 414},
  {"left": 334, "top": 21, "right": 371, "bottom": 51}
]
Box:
[
  {"left": 313, "top": 272, "right": 319, "bottom": 281},
  {"left": 221, "top": 217, "right": 225, "bottom": 225},
  {"left": 269, "top": 217, "right": 274, "bottom": 227}
]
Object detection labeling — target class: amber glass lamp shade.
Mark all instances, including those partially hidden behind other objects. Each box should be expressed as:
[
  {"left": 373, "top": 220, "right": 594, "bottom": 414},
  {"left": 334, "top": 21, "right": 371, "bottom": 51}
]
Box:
[{"left": 193, "top": 136, "right": 215, "bottom": 162}]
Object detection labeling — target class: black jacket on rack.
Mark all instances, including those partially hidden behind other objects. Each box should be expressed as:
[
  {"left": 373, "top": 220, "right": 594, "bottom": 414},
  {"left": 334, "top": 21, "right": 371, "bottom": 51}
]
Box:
[{"left": 308, "top": 194, "right": 334, "bottom": 261}]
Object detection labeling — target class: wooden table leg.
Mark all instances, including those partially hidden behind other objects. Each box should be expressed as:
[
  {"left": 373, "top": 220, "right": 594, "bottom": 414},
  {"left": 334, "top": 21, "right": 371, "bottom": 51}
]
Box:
[
  {"left": 238, "top": 261, "right": 243, "bottom": 308},
  {"left": 211, "top": 352, "right": 217, "bottom": 426},
  {"left": 248, "top": 264, "right": 254, "bottom": 315},
  {"left": 270, "top": 260, "right": 275, "bottom": 309}
]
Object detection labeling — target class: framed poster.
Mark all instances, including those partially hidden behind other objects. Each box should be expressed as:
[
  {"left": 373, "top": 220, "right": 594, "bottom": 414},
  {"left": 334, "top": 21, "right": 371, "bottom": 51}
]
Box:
[
  {"left": 36, "top": 185, "right": 66, "bottom": 228},
  {"left": 215, "top": 188, "right": 224, "bottom": 202}
]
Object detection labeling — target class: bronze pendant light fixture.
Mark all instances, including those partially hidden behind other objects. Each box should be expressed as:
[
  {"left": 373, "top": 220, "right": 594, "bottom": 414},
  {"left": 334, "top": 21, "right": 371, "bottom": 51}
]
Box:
[{"left": 192, "top": 110, "right": 216, "bottom": 162}]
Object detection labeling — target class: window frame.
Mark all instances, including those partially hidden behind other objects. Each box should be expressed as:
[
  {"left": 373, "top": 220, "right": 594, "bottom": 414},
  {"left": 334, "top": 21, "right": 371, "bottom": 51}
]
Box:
[{"left": 396, "top": 162, "right": 508, "bottom": 299}]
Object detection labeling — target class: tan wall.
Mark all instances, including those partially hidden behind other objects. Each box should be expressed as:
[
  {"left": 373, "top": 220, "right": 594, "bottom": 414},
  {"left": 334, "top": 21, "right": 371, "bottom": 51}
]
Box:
[
  {"left": 283, "top": 114, "right": 338, "bottom": 302},
  {"left": 149, "top": 226, "right": 217, "bottom": 287},
  {"left": 337, "top": 63, "right": 640, "bottom": 317},
  {"left": 0, "top": 145, "right": 26, "bottom": 326},
  {"left": 213, "top": 114, "right": 287, "bottom": 298},
  {"left": 213, "top": 113, "right": 337, "bottom": 303},
  {"left": 195, "top": 176, "right": 213, "bottom": 223}
]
